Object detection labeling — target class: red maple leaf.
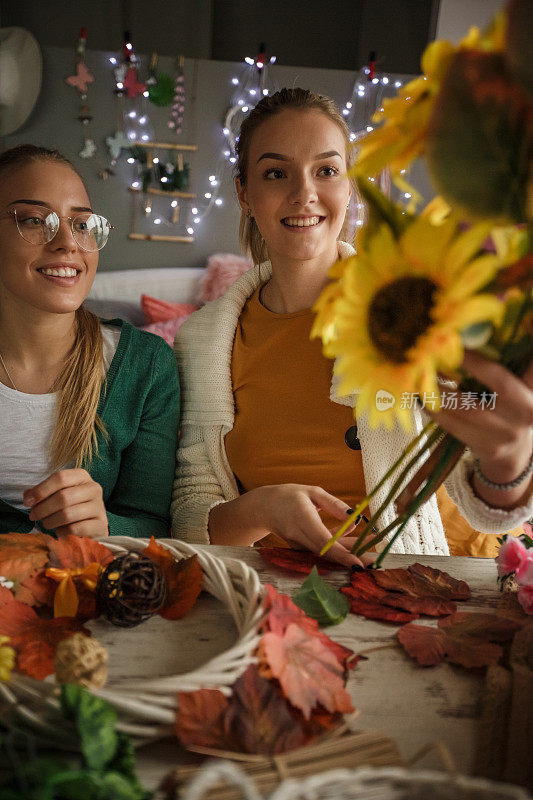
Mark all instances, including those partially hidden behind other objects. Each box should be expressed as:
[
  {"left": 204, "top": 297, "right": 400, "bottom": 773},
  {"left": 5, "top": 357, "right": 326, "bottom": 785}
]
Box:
[
  {"left": 0, "top": 532, "right": 54, "bottom": 601},
  {"left": 0, "top": 599, "right": 90, "bottom": 679},
  {"left": 406, "top": 563, "right": 471, "bottom": 600},
  {"left": 261, "top": 623, "right": 354, "bottom": 719},
  {"left": 258, "top": 548, "right": 348, "bottom": 575},
  {"left": 262, "top": 584, "right": 357, "bottom": 670},
  {"left": 398, "top": 611, "right": 523, "bottom": 668},
  {"left": 341, "top": 573, "right": 418, "bottom": 624},
  {"left": 143, "top": 537, "right": 203, "bottom": 620}
]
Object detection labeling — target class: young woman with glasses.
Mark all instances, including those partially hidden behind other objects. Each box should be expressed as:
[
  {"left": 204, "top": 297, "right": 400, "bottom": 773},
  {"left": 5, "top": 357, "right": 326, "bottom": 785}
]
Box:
[
  {"left": 172, "top": 88, "right": 533, "bottom": 565},
  {"left": 0, "top": 145, "right": 180, "bottom": 539}
]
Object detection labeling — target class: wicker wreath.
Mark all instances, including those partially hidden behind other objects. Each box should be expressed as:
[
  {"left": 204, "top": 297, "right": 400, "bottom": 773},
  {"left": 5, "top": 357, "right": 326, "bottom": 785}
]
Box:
[{"left": 0, "top": 536, "right": 265, "bottom": 748}]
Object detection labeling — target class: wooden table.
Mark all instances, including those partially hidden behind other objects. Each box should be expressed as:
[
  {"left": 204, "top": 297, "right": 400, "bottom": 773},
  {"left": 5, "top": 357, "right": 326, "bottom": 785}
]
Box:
[{"left": 128, "top": 545, "right": 499, "bottom": 792}]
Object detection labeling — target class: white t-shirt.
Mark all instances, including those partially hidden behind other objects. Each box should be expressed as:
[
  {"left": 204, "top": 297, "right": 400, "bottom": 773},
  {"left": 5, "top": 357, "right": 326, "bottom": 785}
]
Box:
[{"left": 0, "top": 324, "right": 120, "bottom": 511}]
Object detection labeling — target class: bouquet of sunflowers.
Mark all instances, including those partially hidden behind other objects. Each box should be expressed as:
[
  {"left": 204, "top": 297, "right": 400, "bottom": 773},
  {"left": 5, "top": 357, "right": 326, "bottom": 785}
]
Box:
[{"left": 314, "top": 0, "right": 533, "bottom": 567}]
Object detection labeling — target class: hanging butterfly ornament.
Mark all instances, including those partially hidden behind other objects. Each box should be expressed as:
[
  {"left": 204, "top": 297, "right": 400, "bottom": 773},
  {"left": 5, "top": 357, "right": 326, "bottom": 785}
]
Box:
[
  {"left": 65, "top": 28, "right": 97, "bottom": 159},
  {"left": 106, "top": 32, "right": 154, "bottom": 171}
]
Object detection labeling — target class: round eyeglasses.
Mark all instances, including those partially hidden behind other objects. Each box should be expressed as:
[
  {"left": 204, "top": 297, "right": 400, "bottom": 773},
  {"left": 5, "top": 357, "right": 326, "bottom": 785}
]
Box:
[{"left": 5, "top": 207, "right": 114, "bottom": 251}]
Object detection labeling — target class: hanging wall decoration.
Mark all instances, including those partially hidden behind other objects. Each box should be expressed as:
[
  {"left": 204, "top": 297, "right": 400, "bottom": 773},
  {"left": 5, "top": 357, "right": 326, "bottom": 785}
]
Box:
[
  {"left": 147, "top": 52, "right": 175, "bottom": 107},
  {"left": 65, "top": 28, "right": 97, "bottom": 160},
  {"left": 183, "top": 44, "right": 276, "bottom": 241},
  {"left": 167, "top": 55, "right": 186, "bottom": 134}
]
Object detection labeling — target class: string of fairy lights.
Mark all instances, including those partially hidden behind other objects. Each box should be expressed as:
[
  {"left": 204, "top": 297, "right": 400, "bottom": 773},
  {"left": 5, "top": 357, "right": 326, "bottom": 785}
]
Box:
[{"left": 108, "top": 40, "right": 409, "bottom": 240}]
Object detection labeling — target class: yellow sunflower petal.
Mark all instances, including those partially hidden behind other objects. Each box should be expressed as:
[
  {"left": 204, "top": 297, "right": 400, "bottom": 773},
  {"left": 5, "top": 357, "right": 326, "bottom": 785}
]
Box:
[
  {"left": 400, "top": 214, "right": 457, "bottom": 275},
  {"left": 444, "top": 222, "right": 495, "bottom": 276},
  {"left": 446, "top": 294, "right": 504, "bottom": 330},
  {"left": 441, "top": 254, "right": 501, "bottom": 301}
]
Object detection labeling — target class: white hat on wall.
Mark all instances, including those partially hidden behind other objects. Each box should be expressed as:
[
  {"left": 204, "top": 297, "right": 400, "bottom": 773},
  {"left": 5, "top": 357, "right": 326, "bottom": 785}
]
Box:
[{"left": 0, "top": 27, "right": 42, "bottom": 136}]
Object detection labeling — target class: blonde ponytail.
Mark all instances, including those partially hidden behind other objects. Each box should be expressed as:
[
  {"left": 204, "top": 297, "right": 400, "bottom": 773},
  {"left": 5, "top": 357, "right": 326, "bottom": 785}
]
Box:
[{"left": 50, "top": 306, "right": 107, "bottom": 469}]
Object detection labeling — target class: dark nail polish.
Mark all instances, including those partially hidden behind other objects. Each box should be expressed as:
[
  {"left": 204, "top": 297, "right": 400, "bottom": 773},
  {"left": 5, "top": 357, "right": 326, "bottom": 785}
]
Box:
[{"left": 347, "top": 508, "right": 354, "bottom": 514}]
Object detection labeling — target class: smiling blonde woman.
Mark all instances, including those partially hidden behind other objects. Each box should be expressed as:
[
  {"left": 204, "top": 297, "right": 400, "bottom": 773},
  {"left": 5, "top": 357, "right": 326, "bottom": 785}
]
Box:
[
  {"left": 0, "top": 145, "right": 180, "bottom": 539},
  {"left": 171, "top": 88, "right": 533, "bottom": 563}
]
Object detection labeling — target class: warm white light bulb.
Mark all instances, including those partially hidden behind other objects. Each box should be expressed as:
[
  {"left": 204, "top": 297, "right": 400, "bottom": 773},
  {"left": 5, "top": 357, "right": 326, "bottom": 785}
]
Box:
[
  {"left": 171, "top": 200, "right": 178, "bottom": 208},
  {"left": 194, "top": 217, "right": 200, "bottom": 223},
  {"left": 192, "top": 207, "right": 198, "bottom": 214},
  {"left": 141, "top": 134, "right": 149, "bottom": 141},
  {"left": 346, "top": 102, "right": 352, "bottom": 109},
  {"left": 395, "top": 81, "right": 402, "bottom": 88},
  {"left": 139, "top": 116, "right": 146, "bottom": 124},
  {"left": 209, "top": 175, "right": 216, "bottom": 181},
  {"left": 161, "top": 176, "right": 168, "bottom": 182},
  {"left": 187, "top": 227, "right": 194, "bottom": 234},
  {"left": 131, "top": 181, "right": 140, "bottom": 188},
  {"left": 229, "top": 157, "right": 236, "bottom": 164},
  {"left": 143, "top": 90, "right": 149, "bottom": 97},
  {"left": 232, "top": 77, "right": 239, "bottom": 85},
  {"left": 109, "top": 57, "right": 117, "bottom": 65},
  {"left": 382, "top": 76, "right": 389, "bottom": 85},
  {"left": 245, "top": 57, "right": 254, "bottom": 65},
  {"left": 153, "top": 157, "right": 159, "bottom": 164},
  {"left": 204, "top": 192, "right": 212, "bottom": 199},
  {"left": 215, "top": 198, "right": 223, "bottom": 206},
  {"left": 154, "top": 218, "right": 162, "bottom": 225}
]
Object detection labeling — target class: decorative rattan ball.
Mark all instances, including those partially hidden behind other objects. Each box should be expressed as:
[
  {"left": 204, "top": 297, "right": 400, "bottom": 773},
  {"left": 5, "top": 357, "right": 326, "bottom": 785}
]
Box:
[
  {"left": 55, "top": 633, "right": 108, "bottom": 689},
  {"left": 96, "top": 552, "right": 168, "bottom": 628}
]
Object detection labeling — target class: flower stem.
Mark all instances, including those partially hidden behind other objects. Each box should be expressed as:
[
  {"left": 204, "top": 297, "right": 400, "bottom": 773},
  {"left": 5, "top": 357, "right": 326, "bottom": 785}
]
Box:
[
  {"left": 320, "top": 420, "right": 436, "bottom": 555},
  {"left": 350, "top": 425, "right": 444, "bottom": 556}
]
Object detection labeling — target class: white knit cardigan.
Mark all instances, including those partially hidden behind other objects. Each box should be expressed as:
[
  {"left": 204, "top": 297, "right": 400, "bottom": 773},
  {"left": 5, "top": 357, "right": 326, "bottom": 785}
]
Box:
[{"left": 172, "top": 243, "right": 533, "bottom": 553}]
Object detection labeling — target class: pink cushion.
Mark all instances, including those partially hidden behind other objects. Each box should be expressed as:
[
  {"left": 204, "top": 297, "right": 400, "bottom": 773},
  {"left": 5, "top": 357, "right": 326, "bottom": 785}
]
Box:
[
  {"left": 197, "top": 253, "right": 253, "bottom": 302},
  {"left": 141, "top": 294, "right": 200, "bottom": 324},
  {"left": 140, "top": 316, "right": 191, "bottom": 346}
]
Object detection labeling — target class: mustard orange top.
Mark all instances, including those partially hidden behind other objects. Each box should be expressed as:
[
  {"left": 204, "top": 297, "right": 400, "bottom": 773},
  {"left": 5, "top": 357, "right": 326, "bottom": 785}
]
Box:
[
  {"left": 225, "top": 286, "right": 366, "bottom": 544},
  {"left": 225, "top": 285, "right": 509, "bottom": 556}
]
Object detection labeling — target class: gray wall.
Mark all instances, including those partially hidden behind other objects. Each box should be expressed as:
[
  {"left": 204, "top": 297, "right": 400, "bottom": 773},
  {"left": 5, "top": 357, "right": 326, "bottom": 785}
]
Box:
[{"left": 2, "top": 43, "right": 424, "bottom": 271}]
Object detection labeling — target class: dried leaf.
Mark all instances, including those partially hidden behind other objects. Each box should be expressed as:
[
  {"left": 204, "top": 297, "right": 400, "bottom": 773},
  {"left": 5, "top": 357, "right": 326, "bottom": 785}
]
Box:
[
  {"left": 0, "top": 599, "right": 91, "bottom": 679},
  {"left": 144, "top": 537, "right": 203, "bottom": 620},
  {"left": 407, "top": 563, "right": 471, "bottom": 600},
  {"left": 225, "top": 665, "right": 307, "bottom": 755},
  {"left": 373, "top": 568, "right": 457, "bottom": 616},
  {"left": 259, "top": 548, "right": 348, "bottom": 575},
  {"left": 262, "top": 584, "right": 357, "bottom": 669},
  {"left": 0, "top": 585, "right": 15, "bottom": 606},
  {"left": 176, "top": 688, "right": 230, "bottom": 750},
  {"left": 261, "top": 623, "right": 354, "bottom": 719},
  {"left": 48, "top": 535, "right": 113, "bottom": 570},
  {"left": 0, "top": 532, "right": 54, "bottom": 601},
  {"left": 398, "top": 611, "right": 522, "bottom": 668},
  {"left": 341, "top": 573, "right": 419, "bottom": 624}
]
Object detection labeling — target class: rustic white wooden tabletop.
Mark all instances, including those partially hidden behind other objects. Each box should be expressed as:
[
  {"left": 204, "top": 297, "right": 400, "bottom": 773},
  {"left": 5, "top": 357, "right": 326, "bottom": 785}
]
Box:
[{"left": 119, "top": 544, "right": 497, "bottom": 790}]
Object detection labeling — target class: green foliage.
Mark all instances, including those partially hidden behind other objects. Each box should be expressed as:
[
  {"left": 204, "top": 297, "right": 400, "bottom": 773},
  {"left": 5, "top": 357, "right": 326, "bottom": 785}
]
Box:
[
  {"left": 0, "top": 686, "right": 149, "bottom": 800},
  {"left": 147, "top": 73, "right": 175, "bottom": 107},
  {"left": 293, "top": 567, "right": 349, "bottom": 626}
]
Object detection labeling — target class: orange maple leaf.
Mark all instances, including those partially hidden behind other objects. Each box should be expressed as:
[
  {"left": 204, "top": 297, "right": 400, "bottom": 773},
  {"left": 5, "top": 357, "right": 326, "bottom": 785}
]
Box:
[
  {"left": 0, "top": 598, "right": 90, "bottom": 679},
  {"left": 176, "top": 688, "right": 230, "bottom": 749},
  {"left": 261, "top": 623, "right": 354, "bottom": 719},
  {"left": 144, "top": 537, "right": 203, "bottom": 620},
  {"left": 0, "top": 532, "right": 54, "bottom": 602},
  {"left": 0, "top": 585, "right": 15, "bottom": 606},
  {"left": 47, "top": 535, "right": 113, "bottom": 570}
]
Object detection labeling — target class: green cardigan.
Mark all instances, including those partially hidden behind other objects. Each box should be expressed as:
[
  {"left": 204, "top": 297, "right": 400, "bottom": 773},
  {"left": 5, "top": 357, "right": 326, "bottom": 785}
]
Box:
[{"left": 0, "top": 320, "right": 180, "bottom": 538}]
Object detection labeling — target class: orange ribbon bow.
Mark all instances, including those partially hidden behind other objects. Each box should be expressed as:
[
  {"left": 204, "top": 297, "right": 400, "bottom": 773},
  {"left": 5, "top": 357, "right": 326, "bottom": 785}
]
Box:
[{"left": 45, "top": 563, "right": 102, "bottom": 617}]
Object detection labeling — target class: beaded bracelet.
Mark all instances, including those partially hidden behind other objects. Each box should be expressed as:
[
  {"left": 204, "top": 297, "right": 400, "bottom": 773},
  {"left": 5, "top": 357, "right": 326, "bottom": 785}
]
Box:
[{"left": 473, "top": 449, "right": 533, "bottom": 492}]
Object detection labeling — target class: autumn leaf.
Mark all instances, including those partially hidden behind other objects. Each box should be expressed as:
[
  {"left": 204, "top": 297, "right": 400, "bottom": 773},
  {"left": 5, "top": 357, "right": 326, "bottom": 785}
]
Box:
[
  {"left": 225, "top": 665, "right": 308, "bottom": 755},
  {"left": 48, "top": 535, "right": 113, "bottom": 570},
  {"left": 406, "top": 563, "right": 471, "bottom": 600},
  {"left": 0, "top": 599, "right": 91, "bottom": 679},
  {"left": 262, "top": 584, "right": 357, "bottom": 670},
  {"left": 341, "top": 573, "right": 418, "bottom": 624},
  {"left": 143, "top": 537, "right": 203, "bottom": 620},
  {"left": 0, "top": 585, "right": 15, "bottom": 606},
  {"left": 372, "top": 568, "right": 458, "bottom": 617},
  {"left": 176, "top": 688, "right": 230, "bottom": 750},
  {"left": 259, "top": 548, "right": 348, "bottom": 575},
  {"left": 0, "top": 532, "right": 54, "bottom": 601},
  {"left": 261, "top": 623, "right": 354, "bottom": 719},
  {"left": 398, "top": 611, "right": 523, "bottom": 668}
]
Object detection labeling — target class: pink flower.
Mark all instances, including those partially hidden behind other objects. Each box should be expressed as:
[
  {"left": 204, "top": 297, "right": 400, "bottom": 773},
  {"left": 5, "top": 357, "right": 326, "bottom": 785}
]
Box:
[
  {"left": 522, "top": 522, "right": 532, "bottom": 538},
  {"left": 496, "top": 537, "right": 528, "bottom": 578},
  {"left": 517, "top": 584, "right": 533, "bottom": 615},
  {"left": 516, "top": 553, "right": 533, "bottom": 585}
]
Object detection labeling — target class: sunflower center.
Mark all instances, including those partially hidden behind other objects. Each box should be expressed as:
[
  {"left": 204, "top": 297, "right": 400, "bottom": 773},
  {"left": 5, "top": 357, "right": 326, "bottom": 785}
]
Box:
[{"left": 368, "top": 276, "right": 437, "bottom": 363}]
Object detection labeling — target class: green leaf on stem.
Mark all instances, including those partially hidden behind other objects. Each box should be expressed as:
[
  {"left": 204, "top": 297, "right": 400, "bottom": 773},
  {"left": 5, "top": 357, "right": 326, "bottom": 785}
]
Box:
[{"left": 293, "top": 567, "right": 350, "bottom": 626}]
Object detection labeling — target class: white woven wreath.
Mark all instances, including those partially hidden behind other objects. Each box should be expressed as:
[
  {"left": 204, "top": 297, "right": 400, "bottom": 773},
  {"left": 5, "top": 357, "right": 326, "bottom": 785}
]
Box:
[{"left": 0, "top": 536, "right": 265, "bottom": 748}]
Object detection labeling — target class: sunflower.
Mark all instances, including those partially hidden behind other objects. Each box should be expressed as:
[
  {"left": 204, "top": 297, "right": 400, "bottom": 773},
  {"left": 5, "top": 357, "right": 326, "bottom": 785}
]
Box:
[
  {"left": 351, "top": 13, "right": 505, "bottom": 195},
  {"left": 312, "top": 211, "right": 504, "bottom": 431},
  {"left": 0, "top": 635, "right": 15, "bottom": 682}
]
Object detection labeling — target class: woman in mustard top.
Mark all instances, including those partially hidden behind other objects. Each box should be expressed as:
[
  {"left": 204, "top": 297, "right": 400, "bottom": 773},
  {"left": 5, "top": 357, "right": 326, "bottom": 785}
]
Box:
[{"left": 172, "top": 88, "right": 533, "bottom": 564}]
